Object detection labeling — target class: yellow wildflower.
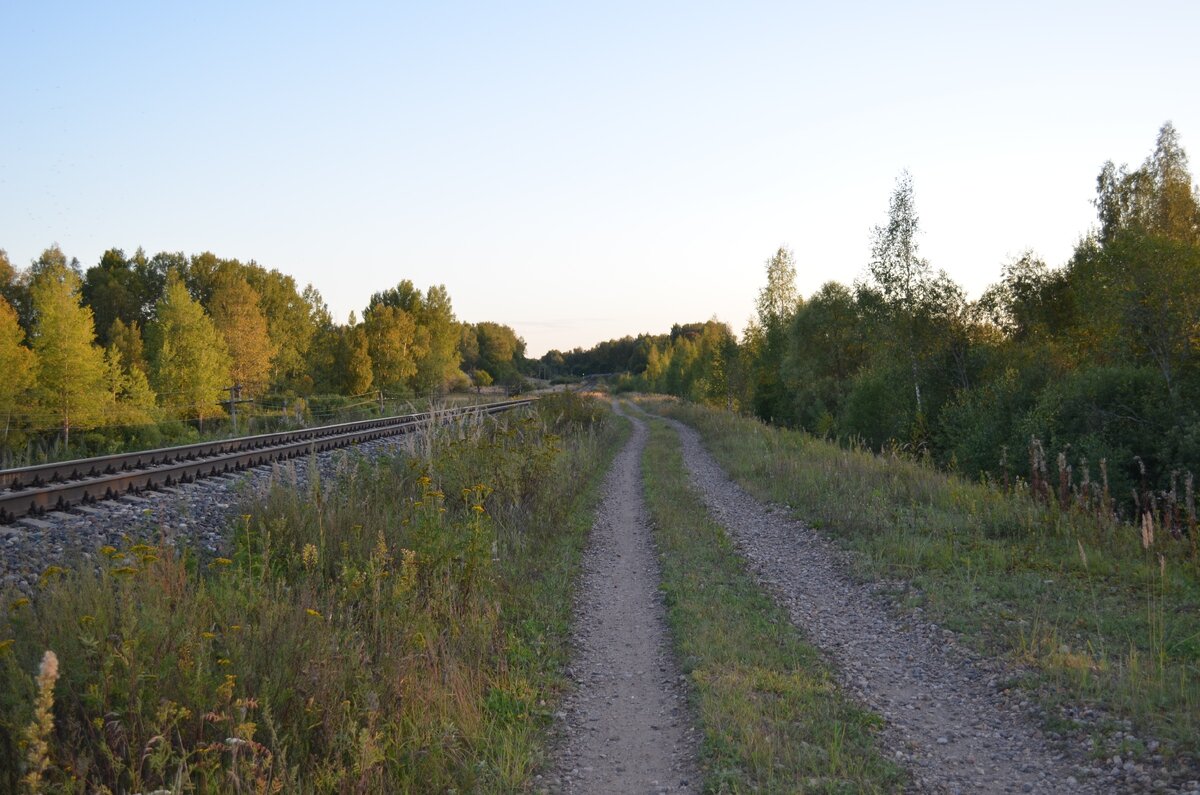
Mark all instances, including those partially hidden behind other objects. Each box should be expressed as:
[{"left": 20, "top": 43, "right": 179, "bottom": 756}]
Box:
[
  {"left": 10, "top": 597, "right": 30, "bottom": 611},
  {"left": 306, "top": 609, "right": 322, "bottom": 618},
  {"left": 301, "top": 543, "right": 319, "bottom": 572}
]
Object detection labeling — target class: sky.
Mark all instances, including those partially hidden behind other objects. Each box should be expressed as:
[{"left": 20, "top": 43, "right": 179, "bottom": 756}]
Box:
[{"left": 2, "top": 1, "right": 1198, "bottom": 358}]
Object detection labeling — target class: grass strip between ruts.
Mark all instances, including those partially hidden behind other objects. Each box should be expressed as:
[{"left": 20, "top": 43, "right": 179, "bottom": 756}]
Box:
[{"left": 640, "top": 414, "right": 904, "bottom": 794}]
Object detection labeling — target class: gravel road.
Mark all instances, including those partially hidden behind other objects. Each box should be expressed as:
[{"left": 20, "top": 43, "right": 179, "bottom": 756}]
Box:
[
  {"left": 546, "top": 404, "right": 698, "bottom": 794},
  {"left": 664, "top": 416, "right": 1101, "bottom": 795}
]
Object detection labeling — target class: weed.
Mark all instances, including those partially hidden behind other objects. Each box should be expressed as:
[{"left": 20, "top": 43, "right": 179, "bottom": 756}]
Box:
[{"left": 0, "top": 399, "right": 623, "bottom": 793}]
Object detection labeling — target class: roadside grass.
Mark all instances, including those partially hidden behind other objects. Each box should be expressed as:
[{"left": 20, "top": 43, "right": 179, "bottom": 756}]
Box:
[
  {"left": 0, "top": 391, "right": 622, "bottom": 794},
  {"left": 641, "top": 415, "right": 904, "bottom": 793},
  {"left": 643, "top": 397, "right": 1200, "bottom": 769}
]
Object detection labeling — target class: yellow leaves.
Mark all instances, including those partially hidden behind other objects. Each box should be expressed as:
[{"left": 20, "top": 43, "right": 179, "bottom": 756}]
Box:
[
  {"left": 306, "top": 608, "right": 322, "bottom": 619},
  {"left": 0, "top": 639, "right": 13, "bottom": 654}
]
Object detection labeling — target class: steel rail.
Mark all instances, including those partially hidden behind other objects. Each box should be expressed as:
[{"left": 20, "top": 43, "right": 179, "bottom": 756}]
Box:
[{"left": 0, "top": 399, "right": 534, "bottom": 523}]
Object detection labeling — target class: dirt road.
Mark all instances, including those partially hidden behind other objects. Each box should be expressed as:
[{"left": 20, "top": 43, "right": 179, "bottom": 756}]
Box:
[{"left": 548, "top": 405, "right": 698, "bottom": 794}]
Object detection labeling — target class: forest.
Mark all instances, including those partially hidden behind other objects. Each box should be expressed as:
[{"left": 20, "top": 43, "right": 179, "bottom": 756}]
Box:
[
  {"left": 0, "top": 247, "right": 528, "bottom": 460},
  {"left": 545, "top": 123, "right": 1200, "bottom": 511}
]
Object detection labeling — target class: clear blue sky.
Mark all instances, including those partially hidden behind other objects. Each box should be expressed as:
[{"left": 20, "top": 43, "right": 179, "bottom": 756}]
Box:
[{"left": 3, "top": 1, "right": 1198, "bottom": 357}]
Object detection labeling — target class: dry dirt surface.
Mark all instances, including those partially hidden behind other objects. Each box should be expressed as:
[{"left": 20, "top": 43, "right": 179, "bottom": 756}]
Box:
[
  {"left": 545, "top": 404, "right": 699, "bottom": 794},
  {"left": 665, "top": 416, "right": 1103, "bottom": 795}
]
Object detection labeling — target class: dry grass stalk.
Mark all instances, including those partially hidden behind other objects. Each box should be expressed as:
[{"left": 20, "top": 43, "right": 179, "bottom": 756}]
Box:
[{"left": 21, "top": 650, "right": 59, "bottom": 794}]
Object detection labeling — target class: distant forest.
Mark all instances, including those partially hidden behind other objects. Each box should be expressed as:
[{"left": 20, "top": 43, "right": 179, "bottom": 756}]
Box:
[
  {"left": 0, "top": 248, "right": 528, "bottom": 455},
  {"left": 543, "top": 123, "right": 1200, "bottom": 509}
]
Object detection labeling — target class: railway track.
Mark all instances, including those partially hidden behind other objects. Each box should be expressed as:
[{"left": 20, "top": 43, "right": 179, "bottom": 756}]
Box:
[{"left": 0, "top": 399, "right": 535, "bottom": 524}]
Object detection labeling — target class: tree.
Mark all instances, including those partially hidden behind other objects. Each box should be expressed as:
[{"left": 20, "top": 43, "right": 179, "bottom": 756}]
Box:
[
  {"left": 108, "top": 319, "right": 151, "bottom": 378},
  {"left": 0, "top": 250, "right": 20, "bottom": 310},
  {"left": 363, "top": 303, "right": 419, "bottom": 391},
  {"left": 748, "top": 247, "right": 799, "bottom": 423},
  {"left": 245, "top": 266, "right": 316, "bottom": 388},
  {"left": 336, "top": 322, "right": 374, "bottom": 396},
  {"left": 472, "top": 322, "right": 526, "bottom": 382},
  {"left": 1097, "top": 122, "right": 1200, "bottom": 246},
  {"left": 29, "top": 261, "right": 110, "bottom": 446},
  {"left": 304, "top": 287, "right": 339, "bottom": 393},
  {"left": 148, "top": 272, "right": 230, "bottom": 426},
  {"left": 1071, "top": 124, "right": 1200, "bottom": 396},
  {"left": 756, "top": 247, "right": 799, "bottom": 331},
  {"left": 104, "top": 347, "right": 157, "bottom": 428},
  {"left": 866, "top": 172, "right": 935, "bottom": 415},
  {"left": 208, "top": 274, "right": 276, "bottom": 397},
  {"left": 0, "top": 297, "right": 35, "bottom": 444},
  {"left": 471, "top": 369, "right": 493, "bottom": 393},
  {"left": 412, "top": 285, "right": 462, "bottom": 393},
  {"left": 82, "top": 248, "right": 154, "bottom": 344}
]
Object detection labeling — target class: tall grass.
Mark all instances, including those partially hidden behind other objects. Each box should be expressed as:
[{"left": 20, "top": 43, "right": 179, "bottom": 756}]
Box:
[
  {"left": 0, "top": 392, "right": 621, "bottom": 793},
  {"left": 646, "top": 397, "right": 1200, "bottom": 768}
]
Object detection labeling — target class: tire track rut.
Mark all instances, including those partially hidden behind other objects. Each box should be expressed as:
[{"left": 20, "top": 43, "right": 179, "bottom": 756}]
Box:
[
  {"left": 547, "top": 404, "right": 698, "bottom": 794},
  {"left": 666, "top": 416, "right": 1093, "bottom": 794}
]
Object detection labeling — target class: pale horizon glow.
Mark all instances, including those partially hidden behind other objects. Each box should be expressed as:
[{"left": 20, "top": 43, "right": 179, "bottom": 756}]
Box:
[{"left": 2, "top": 2, "right": 1198, "bottom": 357}]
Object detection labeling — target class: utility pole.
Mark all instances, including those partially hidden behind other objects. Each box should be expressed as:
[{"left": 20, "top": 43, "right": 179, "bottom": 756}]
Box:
[{"left": 224, "top": 383, "right": 249, "bottom": 433}]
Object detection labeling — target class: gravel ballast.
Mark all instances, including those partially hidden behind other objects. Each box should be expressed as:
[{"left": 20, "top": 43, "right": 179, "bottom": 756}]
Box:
[{"left": 0, "top": 432, "right": 421, "bottom": 596}]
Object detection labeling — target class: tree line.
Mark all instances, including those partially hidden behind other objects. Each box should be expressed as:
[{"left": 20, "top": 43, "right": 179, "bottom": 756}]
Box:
[
  {"left": 547, "top": 122, "right": 1200, "bottom": 508},
  {"left": 0, "top": 249, "right": 528, "bottom": 454}
]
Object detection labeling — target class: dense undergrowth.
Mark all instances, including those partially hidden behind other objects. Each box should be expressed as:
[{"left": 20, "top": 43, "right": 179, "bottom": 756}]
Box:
[
  {"left": 644, "top": 397, "right": 1200, "bottom": 770},
  {"left": 640, "top": 415, "right": 903, "bottom": 793},
  {"left": 0, "top": 392, "right": 620, "bottom": 793}
]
